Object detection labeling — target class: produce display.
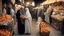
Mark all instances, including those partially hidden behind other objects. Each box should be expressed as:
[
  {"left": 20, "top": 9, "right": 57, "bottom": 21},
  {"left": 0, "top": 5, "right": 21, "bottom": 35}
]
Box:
[
  {"left": 51, "top": 14, "right": 64, "bottom": 21},
  {"left": 60, "top": 16, "right": 64, "bottom": 19},
  {"left": 0, "top": 14, "right": 13, "bottom": 36},
  {"left": 0, "top": 29, "right": 10, "bottom": 36},
  {"left": 40, "top": 22, "right": 50, "bottom": 36},
  {"left": 0, "top": 14, "right": 12, "bottom": 22},
  {"left": 40, "top": 22, "right": 46, "bottom": 27},
  {"left": 51, "top": 6, "right": 64, "bottom": 30},
  {"left": 40, "top": 22, "right": 50, "bottom": 33},
  {"left": 41, "top": 27, "right": 50, "bottom": 33}
]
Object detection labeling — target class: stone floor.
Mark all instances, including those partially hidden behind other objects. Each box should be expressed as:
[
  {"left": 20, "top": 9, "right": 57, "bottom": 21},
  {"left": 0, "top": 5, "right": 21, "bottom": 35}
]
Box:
[
  {"left": 46, "top": 23, "right": 64, "bottom": 36},
  {"left": 13, "top": 20, "right": 64, "bottom": 36}
]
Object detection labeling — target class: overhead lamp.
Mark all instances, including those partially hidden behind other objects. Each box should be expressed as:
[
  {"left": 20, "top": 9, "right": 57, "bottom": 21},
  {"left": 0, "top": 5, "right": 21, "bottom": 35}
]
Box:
[
  {"left": 26, "top": 2, "right": 30, "bottom": 6},
  {"left": 32, "top": 2, "right": 35, "bottom": 6}
]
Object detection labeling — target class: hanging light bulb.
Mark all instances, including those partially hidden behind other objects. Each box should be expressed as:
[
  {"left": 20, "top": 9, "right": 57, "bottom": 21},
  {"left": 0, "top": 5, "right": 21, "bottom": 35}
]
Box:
[
  {"left": 32, "top": 2, "right": 35, "bottom": 6},
  {"left": 26, "top": 2, "right": 30, "bottom": 6}
]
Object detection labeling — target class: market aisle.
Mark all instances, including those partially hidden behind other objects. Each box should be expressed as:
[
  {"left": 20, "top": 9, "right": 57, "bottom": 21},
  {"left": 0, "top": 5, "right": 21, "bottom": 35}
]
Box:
[
  {"left": 31, "top": 19, "right": 40, "bottom": 36},
  {"left": 30, "top": 20, "right": 64, "bottom": 36},
  {"left": 31, "top": 20, "right": 64, "bottom": 36}
]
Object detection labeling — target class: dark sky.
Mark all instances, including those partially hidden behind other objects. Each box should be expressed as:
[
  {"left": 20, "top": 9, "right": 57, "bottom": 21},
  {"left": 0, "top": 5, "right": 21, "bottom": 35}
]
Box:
[
  {"left": 33, "top": 0, "right": 46, "bottom": 4},
  {"left": 2, "top": 0, "right": 11, "bottom": 4},
  {"left": 33, "top": 0, "right": 46, "bottom": 6}
]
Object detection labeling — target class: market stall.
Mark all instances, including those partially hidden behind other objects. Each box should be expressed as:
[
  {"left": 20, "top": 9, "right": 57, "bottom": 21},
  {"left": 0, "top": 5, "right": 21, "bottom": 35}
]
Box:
[
  {"left": 0, "top": 14, "right": 14, "bottom": 36},
  {"left": 51, "top": 14, "right": 64, "bottom": 30},
  {"left": 51, "top": 6, "right": 64, "bottom": 29},
  {"left": 51, "top": 6, "right": 64, "bottom": 34},
  {"left": 42, "top": 0, "right": 64, "bottom": 24}
]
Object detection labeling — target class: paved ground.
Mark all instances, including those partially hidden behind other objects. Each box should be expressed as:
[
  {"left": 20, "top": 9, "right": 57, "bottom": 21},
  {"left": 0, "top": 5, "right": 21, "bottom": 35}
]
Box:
[
  {"left": 13, "top": 20, "right": 64, "bottom": 36},
  {"left": 46, "top": 23, "right": 64, "bottom": 36}
]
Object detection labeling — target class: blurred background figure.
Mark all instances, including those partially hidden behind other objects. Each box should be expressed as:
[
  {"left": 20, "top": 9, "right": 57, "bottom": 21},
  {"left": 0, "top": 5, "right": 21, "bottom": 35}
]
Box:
[
  {"left": 8, "top": 3, "right": 15, "bottom": 17},
  {"left": 2, "top": 3, "right": 7, "bottom": 14}
]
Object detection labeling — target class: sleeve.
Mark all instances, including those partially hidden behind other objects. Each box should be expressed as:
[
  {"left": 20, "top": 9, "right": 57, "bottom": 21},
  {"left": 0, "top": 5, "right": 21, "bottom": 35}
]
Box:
[{"left": 3, "top": 9, "right": 7, "bottom": 14}]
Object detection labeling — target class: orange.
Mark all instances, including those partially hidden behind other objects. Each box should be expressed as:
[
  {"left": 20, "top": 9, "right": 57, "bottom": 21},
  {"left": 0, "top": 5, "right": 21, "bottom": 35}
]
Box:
[
  {"left": 2, "top": 18, "right": 7, "bottom": 21},
  {"left": 0, "top": 19, "right": 3, "bottom": 22},
  {"left": 0, "top": 17, "right": 2, "bottom": 19},
  {"left": 0, "top": 30, "right": 10, "bottom": 36},
  {"left": 20, "top": 15, "right": 25, "bottom": 19},
  {"left": 6, "top": 15, "right": 12, "bottom": 20}
]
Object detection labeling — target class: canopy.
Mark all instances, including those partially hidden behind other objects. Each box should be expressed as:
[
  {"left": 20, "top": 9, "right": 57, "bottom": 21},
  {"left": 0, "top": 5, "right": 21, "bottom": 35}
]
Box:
[{"left": 40, "top": 0, "right": 64, "bottom": 6}]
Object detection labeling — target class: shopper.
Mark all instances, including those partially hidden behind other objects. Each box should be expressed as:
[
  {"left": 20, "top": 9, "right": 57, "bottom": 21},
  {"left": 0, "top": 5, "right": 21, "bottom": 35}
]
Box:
[
  {"left": 6, "top": 3, "right": 15, "bottom": 16},
  {"left": 25, "top": 7, "right": 32, "bottom": 34},
  {"left": 15, "top": 2, "right": 25, "bottom": 34},
  {"left": 38, "top": 6, "right": 45, "bottom": 21},
  {"left": 8, "top": 3, "right": 15, "bottom": 17}
]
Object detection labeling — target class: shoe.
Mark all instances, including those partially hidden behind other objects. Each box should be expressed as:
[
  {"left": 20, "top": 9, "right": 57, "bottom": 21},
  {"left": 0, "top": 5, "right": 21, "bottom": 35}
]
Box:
[{"left": 25, "top": 33, "right": 31, "bottom": 35}]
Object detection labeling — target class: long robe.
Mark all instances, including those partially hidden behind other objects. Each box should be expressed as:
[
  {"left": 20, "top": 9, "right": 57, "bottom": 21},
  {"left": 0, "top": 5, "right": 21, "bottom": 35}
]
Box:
[
  {"left": 25, "top": 8, "right": 32, "bottom": 33},
  {"left": 16, "top": 10, "right": 25, "bottom": 34}
]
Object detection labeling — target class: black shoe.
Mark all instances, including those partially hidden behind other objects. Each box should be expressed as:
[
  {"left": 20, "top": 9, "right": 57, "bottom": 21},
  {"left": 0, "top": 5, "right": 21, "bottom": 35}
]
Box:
[
  {"left": 25, "top": 33, "right": 31, "bottom": 35},
  {"left": 19, "top": 33, "right": 25, "bottom": 35}
]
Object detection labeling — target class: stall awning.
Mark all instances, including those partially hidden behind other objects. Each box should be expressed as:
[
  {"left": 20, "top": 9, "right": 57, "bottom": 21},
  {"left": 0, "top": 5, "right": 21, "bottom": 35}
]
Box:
[
  {"left": 40, "top": 0, "right": 64, "bottom": 6},
  {"left": 57, "top": 0, "right": 64, "bottom": 2}
]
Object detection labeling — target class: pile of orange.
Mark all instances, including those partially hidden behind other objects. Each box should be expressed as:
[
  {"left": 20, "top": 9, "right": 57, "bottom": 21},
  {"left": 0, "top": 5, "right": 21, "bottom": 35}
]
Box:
[
  {"left": 41, "top": 27, "right": 50, "bottom": 33},
  {"left": 0, "top": 30, "right": 10, "bottom": 36},
  {"left": 40, "top": 22, "right": 50, "bottom": 33},
  {"left": 60, "top": 16, "right": 64, "bottom": 19},
  {"left": 20, "top": 15, "right": 25, "bottom": 19},
  {"left": 0, "top": 14, "right": 12, "bottom": 22},
  {"left": 40, "top": 22, "right": 46, "bottom": 27}
]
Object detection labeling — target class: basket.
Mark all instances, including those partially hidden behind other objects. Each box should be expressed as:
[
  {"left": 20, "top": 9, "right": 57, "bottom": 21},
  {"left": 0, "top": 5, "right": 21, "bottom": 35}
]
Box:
[{"left": 40, "top": 32, "right": 50, "bottom": 36}]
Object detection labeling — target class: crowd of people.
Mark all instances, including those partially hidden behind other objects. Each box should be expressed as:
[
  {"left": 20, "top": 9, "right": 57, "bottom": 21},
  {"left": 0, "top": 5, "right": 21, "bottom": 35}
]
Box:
[
  {"left": 2, "top": 1, "right": 32, "bottom": 35},
  {"left": 34, "top": 2, "right": 63, "bottom": 24}
]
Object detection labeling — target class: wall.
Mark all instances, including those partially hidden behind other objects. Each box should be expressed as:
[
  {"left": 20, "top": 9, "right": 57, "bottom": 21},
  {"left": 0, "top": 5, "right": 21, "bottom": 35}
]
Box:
[{"left": 0, "top": 0, "right": 2, "bottom": 12}]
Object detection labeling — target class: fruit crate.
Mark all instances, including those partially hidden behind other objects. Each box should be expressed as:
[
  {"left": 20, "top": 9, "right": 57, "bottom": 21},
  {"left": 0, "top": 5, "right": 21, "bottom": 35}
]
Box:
[
  {"left": 39, "top": 22, "right": 50, "bottom": 36},
  {"left": 40, "top": 32, "right": 50, "bottom": 36},
  {"left": 0, "top": 19, "right": 13, "bottom": 25},
  {"left": 0, "top": 19, "right": 13, "bottom": 30}
]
